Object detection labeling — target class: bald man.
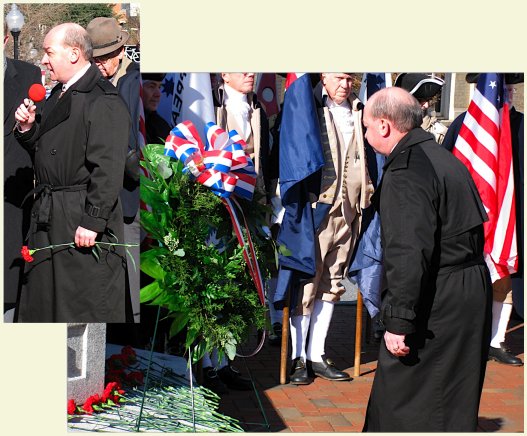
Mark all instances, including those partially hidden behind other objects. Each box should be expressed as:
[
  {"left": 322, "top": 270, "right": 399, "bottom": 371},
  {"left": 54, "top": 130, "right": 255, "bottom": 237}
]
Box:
[
  {"left": 362, "top": 87, "right": 491, "bottom": 431},
  {"left": 14, "top": 23, "right": 131, "bottom": 322}
]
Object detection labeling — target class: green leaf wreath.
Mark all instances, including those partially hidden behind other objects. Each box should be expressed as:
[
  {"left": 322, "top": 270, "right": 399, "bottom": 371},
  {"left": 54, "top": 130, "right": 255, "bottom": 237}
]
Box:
[{"left": 140, "top": 143, "right": 271, "bottom": 364}]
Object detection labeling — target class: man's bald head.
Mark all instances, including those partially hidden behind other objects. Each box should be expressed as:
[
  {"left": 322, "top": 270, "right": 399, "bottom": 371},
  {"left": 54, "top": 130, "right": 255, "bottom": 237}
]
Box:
[
  {"left": 41, "top": 23, "right": 92, "bottom": 84},
  {"left": 366, "top": 87, "right": 423, "bottom": 133},
  {"left": 363, "top": 87, "right": 424, "bottom": 156},
  {"left": 47, "top": 23, "right": 93, "bottom": 60}
]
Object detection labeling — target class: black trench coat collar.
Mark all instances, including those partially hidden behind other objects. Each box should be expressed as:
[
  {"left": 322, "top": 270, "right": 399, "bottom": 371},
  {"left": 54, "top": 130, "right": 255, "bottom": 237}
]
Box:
[
  {"left": 371, "top": 128, "right": 435, "bottom": 210},
  {"left": 39, "top": 62, "right": 102, "bottom": 137},
  {"left": 383, "top": 127, "right": 435, "bottom": 171}
]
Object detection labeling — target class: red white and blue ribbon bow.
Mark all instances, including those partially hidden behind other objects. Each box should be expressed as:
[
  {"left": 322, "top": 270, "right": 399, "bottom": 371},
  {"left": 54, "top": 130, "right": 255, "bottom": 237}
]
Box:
[{"left": 164, "top": 120, "right": 256, "bottom": 200}]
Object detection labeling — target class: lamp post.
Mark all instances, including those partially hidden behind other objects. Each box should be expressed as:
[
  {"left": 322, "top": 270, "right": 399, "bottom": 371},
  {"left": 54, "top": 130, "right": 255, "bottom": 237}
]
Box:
[{"left": 5, "top": 4, "right": 25, "bottom": 60}]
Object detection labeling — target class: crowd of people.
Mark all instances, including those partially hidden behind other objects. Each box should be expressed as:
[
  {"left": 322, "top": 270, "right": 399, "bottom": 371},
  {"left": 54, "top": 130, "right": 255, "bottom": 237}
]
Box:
[{"left": 3, "top": 12, "right": 523, "bottom": 431}]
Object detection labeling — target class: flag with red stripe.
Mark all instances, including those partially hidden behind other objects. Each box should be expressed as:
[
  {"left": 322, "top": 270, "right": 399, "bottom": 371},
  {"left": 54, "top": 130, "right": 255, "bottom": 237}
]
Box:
[{"left": 453, "top": 73, "right": 517, "bottom": 281}]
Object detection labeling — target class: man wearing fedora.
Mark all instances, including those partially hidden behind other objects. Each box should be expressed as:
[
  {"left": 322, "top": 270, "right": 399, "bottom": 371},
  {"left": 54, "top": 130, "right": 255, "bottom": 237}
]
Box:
[
  {"left": 394, "top": 73, "right": 448, "bottom": 144},
  {"left": 443, "top": 73, "right": 524, "bottom": 367},
  {"left": 86, "top": 17, "right": 141, "bottom": 322},
  {"left": 14, "top": 23, "right": 130, "bottom": 322}
]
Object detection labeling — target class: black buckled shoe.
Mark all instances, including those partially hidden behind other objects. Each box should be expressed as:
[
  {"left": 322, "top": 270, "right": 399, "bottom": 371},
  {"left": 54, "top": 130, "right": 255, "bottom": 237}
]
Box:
[
  {"left": 202, "top": 367, "right": 228, "bottom": 394},
  {"left": 308, "top": 356, "right": 352, "bottom": 381},
  {"left": 217, "top": 365, "right": 253, "bottom": 390},
  {"left": 290, "top": 357, "right": 311, "bottom": 385},
  {"left": 488, "top": 343, "right": 523, "bottom": 366}
]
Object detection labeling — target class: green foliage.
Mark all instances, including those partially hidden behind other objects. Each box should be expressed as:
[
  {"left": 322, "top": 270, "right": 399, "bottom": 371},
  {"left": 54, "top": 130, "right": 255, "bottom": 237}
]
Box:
[
  {"left": 140, "top": 143, "right": 269, "bottom": 363},
  {"left": 63, "top": 4, "right": 115, "bottom": 27}
]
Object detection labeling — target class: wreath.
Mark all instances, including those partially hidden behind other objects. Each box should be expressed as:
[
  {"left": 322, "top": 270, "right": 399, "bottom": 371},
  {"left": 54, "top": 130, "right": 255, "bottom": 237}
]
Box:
[{"left": 140, "top": 124, "right": 273, "bottom": 364}]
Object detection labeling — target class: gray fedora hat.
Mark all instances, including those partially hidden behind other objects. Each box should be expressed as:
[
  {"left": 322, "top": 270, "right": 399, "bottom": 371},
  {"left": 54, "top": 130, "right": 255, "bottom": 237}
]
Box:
[{"left": 86, "top": 17, "right": 129, "bottom": 57}]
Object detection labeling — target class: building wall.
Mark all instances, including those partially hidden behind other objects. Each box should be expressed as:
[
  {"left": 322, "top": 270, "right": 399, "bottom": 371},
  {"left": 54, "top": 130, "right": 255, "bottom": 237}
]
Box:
[{"left": 451, "top": 73, "right": 524, "bottom": 120}]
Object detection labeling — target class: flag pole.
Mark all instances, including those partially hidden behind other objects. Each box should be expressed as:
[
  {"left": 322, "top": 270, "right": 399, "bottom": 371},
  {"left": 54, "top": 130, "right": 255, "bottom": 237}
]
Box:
[
  {"left": 353, "top": 291, "right": 363, "bottom": 377},
  {"left": 280, "top": 290, "right": 290, "bottom": 384}
]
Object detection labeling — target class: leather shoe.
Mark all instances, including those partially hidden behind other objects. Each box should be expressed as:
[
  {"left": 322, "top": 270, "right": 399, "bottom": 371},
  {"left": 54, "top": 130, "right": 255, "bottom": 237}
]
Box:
[
  {"left": 308, "top": 356, "right": 352, "bottom": 381},
  {"left": 217, "top": 365, "right": 253, "bottom": 390},
  {"left": 488, "top": 343, "right": 523, "bottom": 366},
  {"left": 202, "top": 367, "right": 228, "bottom": 394},
  {"left": 290, "top": 357, "right": 311, "bottom": 385}
]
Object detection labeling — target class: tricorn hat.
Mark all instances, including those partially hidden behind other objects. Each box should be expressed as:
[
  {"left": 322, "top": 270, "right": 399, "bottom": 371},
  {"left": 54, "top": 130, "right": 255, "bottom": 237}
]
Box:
[
  {"left": 394, "top": 73, "right": 445, "bottom": 100},
  {"left": 466, "top": 73, "right": 524, "bottom": 85},
  {"left": 141, "top": 73, "right": 166, "bottom": 82},
  {"left": 86, "top": 17, "right": 129, "bottom": 58}
]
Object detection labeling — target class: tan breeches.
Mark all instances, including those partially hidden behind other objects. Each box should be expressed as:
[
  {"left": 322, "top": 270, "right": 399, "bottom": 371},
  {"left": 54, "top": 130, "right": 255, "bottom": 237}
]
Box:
[{"left": 293, "top": 207, "right": 356, "bottom": 316}]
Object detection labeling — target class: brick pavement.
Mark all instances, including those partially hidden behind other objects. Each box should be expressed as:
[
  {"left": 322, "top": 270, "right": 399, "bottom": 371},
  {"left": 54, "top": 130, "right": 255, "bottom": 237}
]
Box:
[{"left": 217, "top": 303, "right": 524, "bottom": 432}]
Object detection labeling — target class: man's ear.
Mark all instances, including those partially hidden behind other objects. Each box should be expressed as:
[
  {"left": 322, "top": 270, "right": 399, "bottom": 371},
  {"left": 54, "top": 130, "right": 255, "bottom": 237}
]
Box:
[
  {"left": 379, "top": 118, "right": 391, "bottom": 137},
  {"left": 69, "top": 46, "right": 81, "bottom": 63}
]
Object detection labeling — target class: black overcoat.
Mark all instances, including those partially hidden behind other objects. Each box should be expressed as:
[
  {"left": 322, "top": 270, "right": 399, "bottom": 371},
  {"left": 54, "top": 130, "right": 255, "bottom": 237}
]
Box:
[
  {"left": 14, "top": 63, "right": 131, "bottom": 323},
  {"left": 364, "top": 128, "right": 492, "bottom": 432},
  {"left": 4, "top": 58, "right": 42, "bottom": 308}
]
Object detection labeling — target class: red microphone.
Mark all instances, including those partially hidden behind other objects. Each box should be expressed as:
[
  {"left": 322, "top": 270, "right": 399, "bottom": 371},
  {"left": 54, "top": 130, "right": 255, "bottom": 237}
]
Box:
[
  {"left": 14, "top": 83, "right": 46, "bottom": 130},
  {"left": 28, "top": 83, "right": 47, "bottom": 105}
]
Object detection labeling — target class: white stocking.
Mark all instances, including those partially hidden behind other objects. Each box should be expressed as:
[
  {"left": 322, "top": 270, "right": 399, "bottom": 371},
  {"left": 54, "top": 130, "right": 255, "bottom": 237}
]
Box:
[
  {"left": 290, "top": 314, "right": 311, "bottom": 360},
  {"left": 490, "top": 301, "right": 512, "bottom": 348},
  {"left": 306, "top": 300, "right": 335, "bottom": 362}
]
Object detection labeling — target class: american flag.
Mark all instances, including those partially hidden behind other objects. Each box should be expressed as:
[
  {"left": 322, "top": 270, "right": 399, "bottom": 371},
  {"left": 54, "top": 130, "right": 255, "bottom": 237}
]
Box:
[{"left": 452, "top": 73, "right": 517, "bottom": 281}]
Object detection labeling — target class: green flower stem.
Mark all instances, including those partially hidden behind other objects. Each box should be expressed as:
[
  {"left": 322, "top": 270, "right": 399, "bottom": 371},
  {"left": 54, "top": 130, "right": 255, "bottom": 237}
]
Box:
[
  {"left": 94, "top": 242, "right": 139, "bottom": 248},
  {"left": 31, "top": 242, "right": 74, "bottom": 253},
  {"left": 31, "top": 241, "right": 138, "bottom": 254}
]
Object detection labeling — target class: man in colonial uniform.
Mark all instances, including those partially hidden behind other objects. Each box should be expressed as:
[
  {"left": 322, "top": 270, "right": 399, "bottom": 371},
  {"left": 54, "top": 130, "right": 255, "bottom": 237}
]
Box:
[
  {"left": 442, "top": 73, "right": 524, "bottom": 366},
  {"left": 394, "top": 73, "right": 448, "bottom": 144},
  {"left": 285, "top": 73, "right": 374, "bottom": 384},
  {"left": 199, "top": 73, "right": 275, "bottom": 393}
]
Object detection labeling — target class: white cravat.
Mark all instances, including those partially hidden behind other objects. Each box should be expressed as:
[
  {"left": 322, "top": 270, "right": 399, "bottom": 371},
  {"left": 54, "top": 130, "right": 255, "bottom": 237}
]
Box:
[
  {"left": 223, "top": 83, "right": 251, "bottom": 140},
  {"left": 326, "top": 97, "right": 354, "bottom": 148}
]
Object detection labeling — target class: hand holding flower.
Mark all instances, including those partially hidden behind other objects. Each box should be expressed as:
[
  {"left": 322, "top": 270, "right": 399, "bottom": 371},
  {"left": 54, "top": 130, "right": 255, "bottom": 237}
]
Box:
[
  {"left": 75, "top": 226, "right": 97, "bottom": 247},
  {"left": 21, "top": 240, "right": 138, "bottom": 263}
]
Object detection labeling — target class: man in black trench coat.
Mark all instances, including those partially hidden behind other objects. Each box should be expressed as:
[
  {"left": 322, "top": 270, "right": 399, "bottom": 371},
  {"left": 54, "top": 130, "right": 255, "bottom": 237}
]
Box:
[
  {"left": 14, "top": 23, "right": 130, "bottom": 322},
  {"left": 362, "top": 87, "right": 492, "bottom": 431}
]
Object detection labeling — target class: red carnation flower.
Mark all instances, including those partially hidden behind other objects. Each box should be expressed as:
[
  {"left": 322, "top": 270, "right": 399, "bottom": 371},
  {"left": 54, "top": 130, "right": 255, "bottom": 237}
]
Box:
[
  {"left": 107, "top": 353, "right": 131, "bottom": 369},
  {"left": 102, "top": 381, "right": 120, "bottom": 402},
  {"left": 82, "top": 394, "right": 101, "bottom": 415},
  {"left": 21, "top": 246, "right": 34, "bottom": 262},
  {"left": 67, "top": 399, "right": 77, "bottom": 415},
  {"left": 125, "top": 370, "right": 144, "bottom": 386},
  {"left": 106, "top": 368, "right": 126, "bottom": 384},
  {"left": 121, "top": 345, "right": 137, "bottom": 364},
  {"left": 121, "top": 345, "right": 135, "bottom": 356}
]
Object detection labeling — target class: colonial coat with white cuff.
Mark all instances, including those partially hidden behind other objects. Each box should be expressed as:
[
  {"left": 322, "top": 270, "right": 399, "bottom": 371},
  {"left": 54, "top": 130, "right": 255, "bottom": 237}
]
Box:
[{"left": 274, "top": 82, "right": 376, "bottom": 311}]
